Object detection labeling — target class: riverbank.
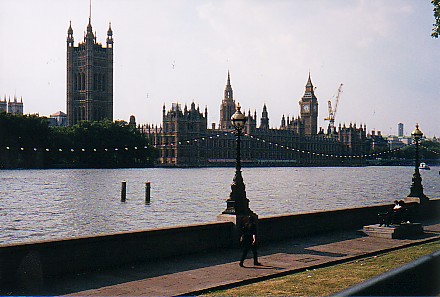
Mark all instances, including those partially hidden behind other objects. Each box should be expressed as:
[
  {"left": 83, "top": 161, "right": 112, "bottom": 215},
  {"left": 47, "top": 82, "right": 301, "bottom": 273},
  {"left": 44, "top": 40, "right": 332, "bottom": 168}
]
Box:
[{"left": 1, "top": 199, "right": 439, "bottom": 295}]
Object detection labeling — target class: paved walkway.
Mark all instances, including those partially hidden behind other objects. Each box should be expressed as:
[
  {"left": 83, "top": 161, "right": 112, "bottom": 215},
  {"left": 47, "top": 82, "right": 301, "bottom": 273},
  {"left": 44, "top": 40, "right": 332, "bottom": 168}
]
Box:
[{"left": 35, "top": 221, "right": 440, "bottom": 296}]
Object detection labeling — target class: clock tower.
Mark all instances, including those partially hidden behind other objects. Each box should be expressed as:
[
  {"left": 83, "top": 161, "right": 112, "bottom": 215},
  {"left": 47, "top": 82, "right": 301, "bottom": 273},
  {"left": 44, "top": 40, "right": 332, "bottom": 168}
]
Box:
[{"left": 299, "top": 73, "right": 318, "bottom": 136}]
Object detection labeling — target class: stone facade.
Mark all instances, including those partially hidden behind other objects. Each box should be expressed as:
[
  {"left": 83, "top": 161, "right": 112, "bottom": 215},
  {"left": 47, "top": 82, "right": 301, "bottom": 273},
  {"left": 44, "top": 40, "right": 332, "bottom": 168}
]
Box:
[
  {"left": 66, "top": 17, "right": 113, "bottom": 126},
  {"left": 1, "top": 96, "right": 24, "bottom": 115},
  {"left": 142, "top": 73, "right": 369, "bottom": 166}
]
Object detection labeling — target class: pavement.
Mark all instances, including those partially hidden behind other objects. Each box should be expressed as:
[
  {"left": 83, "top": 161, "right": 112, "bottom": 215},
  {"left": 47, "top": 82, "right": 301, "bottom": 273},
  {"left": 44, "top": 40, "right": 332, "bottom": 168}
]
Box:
[{"left": 16, "top": 220, "right": 440, "bottom": 296}]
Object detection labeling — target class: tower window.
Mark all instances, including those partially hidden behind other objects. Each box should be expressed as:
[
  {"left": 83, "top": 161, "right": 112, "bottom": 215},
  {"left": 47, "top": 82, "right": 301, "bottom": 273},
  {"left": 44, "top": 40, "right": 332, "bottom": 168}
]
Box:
[
  {"left": 81, "top": 73, "right": 85, "bottom": 91},
  {"left": 74, "top": 73, "right": 78, "bottom": 90},
  {"left": 94, "top": 74, "right": 97, "bottom": 90}
]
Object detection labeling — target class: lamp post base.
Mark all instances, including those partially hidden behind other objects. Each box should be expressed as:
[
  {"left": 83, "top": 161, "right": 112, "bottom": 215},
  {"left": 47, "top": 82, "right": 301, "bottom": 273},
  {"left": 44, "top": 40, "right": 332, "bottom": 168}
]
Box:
[
  {"left": 408, "top": 171, "right": 429, "bottom": 204},
  {"left": 221, "top": 169, "right": 255, "bottom": 216}
]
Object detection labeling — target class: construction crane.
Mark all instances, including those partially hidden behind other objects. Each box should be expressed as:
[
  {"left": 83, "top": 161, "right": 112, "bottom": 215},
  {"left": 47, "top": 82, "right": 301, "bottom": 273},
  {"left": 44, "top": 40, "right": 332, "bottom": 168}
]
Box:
[{"left": 324, "top": 83, "right": 343, "bottom": 134}]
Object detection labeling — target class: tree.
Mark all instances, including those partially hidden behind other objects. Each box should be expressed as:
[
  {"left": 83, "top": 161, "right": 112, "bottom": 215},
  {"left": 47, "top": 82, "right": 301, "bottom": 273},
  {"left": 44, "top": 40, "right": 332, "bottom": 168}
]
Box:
[
  {"left": 49, "top": 120, "right": 156, "bottom": 168},
  {"left": 433, "top": 0, "right": 440, "bottom": 38},
  {"left": 0, "top": 113, "right": 156, "bottom": 168},
  {"left": 0, "top": 112, "right": 51, "bottom": 168}
]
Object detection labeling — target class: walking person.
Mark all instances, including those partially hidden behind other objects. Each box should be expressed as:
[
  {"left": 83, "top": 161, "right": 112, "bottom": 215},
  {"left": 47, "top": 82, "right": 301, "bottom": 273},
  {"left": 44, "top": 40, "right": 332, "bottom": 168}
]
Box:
[{"left": 239, "top": 215, "right": 261, "bottom": 267}]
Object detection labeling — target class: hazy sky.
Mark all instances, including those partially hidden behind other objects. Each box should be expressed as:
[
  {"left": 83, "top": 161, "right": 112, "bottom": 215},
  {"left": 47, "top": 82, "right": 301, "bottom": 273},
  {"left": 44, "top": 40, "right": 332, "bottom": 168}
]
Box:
[{"left": 1, "top": 0, "right": 439, "bottom": 137}]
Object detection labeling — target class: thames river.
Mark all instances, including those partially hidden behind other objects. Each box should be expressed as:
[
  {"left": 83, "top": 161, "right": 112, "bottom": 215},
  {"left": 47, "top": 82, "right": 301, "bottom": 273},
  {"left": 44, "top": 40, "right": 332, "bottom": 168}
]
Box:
[{"left": 1, "top": 166, "right": 439, "bottom": 245}]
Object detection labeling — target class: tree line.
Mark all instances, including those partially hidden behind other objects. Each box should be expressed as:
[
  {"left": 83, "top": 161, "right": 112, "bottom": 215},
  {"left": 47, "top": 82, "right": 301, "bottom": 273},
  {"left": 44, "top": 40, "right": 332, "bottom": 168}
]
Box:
[
  {"left": 0, "top": 112, "right": 156, "bottom": 169},
  {"left": 385, "top": 141, "right": 439, "bottom": 162}
]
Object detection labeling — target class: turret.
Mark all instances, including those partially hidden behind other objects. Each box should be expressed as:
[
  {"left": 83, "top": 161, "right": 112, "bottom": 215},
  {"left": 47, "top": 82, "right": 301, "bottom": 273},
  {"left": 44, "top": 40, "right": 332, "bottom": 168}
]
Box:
[
  {"left": 67, "top": 21, "right": 74, "bottom": 47},
  {"left": 106, "top": 22, "right": 113, "bottom": 48},
  {"left": 85, "top": 18, "right": 95, "bottom": 43}
]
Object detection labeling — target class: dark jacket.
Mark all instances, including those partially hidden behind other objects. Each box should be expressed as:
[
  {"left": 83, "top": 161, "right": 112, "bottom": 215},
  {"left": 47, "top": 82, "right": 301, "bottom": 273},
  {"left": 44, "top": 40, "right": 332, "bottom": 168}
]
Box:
[{"left": 241, "top": 221, "right": 256, "bottom": 246}]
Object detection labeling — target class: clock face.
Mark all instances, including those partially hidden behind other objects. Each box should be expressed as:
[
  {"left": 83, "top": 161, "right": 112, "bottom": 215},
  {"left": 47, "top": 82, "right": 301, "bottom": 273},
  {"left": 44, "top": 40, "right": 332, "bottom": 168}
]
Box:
[{"left": 303, "top": 103, "right": 310, "bottom": 112}]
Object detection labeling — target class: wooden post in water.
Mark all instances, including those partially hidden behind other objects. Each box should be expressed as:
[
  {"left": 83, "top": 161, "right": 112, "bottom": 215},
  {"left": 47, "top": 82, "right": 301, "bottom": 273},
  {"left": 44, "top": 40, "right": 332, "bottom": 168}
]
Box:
[
  {"left": 121, "top": 181, "right": 127, "bottom": 202},
  {"left": 145, "top": 182, "right": 151, "bottom": 203}
]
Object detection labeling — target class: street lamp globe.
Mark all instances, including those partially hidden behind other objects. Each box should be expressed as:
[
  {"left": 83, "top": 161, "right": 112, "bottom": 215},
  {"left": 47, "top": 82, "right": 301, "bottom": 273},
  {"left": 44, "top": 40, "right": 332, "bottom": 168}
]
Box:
[
  {"left": 411, "top": 124, "right": 423, "bottom": 141},
  {"left": 231, "top": 104, "right": 246, "bottom": 130}
]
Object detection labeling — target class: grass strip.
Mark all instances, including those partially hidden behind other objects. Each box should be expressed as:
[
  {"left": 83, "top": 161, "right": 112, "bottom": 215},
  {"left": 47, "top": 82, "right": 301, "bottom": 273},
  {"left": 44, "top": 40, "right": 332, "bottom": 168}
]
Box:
[{"left": 203, "top": 240, "right": 440, "bottom": 296}]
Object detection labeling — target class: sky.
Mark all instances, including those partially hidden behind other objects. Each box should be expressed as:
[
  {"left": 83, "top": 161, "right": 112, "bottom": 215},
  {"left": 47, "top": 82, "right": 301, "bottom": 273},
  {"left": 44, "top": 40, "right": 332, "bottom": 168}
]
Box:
[{"left": 1, "top": 0, "right": 439, "bottom": 137}]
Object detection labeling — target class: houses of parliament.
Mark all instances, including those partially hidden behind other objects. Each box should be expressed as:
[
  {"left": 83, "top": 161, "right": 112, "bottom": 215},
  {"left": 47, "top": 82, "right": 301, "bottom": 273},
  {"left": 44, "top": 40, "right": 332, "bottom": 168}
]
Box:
[
  {"left": 64, "top": 13, "right": 369, "bottom": 167},
  {"left": 140, "top": 72, "right": 369, "bottom": 167}
]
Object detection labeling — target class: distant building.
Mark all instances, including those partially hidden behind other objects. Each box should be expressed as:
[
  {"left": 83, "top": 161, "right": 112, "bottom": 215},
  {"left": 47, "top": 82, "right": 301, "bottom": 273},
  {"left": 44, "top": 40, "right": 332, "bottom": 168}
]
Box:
[
  {"left": 49, "top": 111, "right": 67, "bottom": 126},
  {"left": 0, "top": 96, "right": 6, "bottom": 112},
  {"left": 387, "top": 135, "right": 405, "bottom": 149},
  {"left": 369, "top": 130, "right": 388, "bottom": 151},
  {"left": 1, "top": 96, "right": 24, "bottom": 115},
  {"left": 8, "top": 97, "right": 24, "bottom": 115},
  {"left": 66, "top": 12, "right": 113, "bottom": 126},
  {"left": 398, "top": 123, "right": 404, "bottom": 137},
  {"left": 141, "top": 73, "right": 369, "bottom": 166},
  {"left": 129, "top": 115, "right": 136, "bottom": 128},
  {"left": 400, "top": 137, "right": 412, "bottom": 145}
]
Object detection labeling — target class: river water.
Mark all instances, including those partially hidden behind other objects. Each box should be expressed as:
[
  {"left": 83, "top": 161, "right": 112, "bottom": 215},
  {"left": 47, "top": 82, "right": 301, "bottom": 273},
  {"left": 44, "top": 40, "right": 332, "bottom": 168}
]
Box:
[{"left": 1, "top": 166, "right": 439, "bottom": 245}]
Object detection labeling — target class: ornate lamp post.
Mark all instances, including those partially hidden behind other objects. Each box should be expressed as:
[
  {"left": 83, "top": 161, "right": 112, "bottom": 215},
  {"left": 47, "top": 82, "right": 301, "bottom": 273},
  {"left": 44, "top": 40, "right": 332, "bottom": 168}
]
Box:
[
  {"left": 222, "top": 104, "right": 255, "bottom": 215},
  {"left": 408, "top": 123, "right": 429, "bottom": 203}
]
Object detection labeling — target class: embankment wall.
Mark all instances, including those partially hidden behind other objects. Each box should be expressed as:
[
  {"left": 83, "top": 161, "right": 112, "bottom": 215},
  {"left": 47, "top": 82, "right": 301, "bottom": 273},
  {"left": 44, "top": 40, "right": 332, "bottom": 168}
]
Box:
[
  {"left": 258, "top": 200, "right": 438, "bottom": 242},
  {"left": 1, "top": 199, "right": 439, "bottom": 291}
]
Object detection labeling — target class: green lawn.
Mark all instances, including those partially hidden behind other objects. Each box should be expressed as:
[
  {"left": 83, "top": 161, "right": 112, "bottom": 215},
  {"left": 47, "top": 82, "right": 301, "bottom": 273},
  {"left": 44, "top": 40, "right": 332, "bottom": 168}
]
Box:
[{"left": 203, "top": 240, "right": 440, "bottom": 296}]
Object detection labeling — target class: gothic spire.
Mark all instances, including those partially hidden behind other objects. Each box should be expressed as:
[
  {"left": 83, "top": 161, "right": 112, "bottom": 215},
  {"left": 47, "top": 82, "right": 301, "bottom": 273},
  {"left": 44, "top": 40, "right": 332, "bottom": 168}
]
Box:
[
  {"left": 224, "top": 70, "right": 233, "bottom": 100},
  {"left": 260, "top": 103, "right": 269, "bottom": 130},
  {"left": 86, "top": 0, "right": 93, "bottom": 36},
  {"left": 306, "top": 71, "right": 314, "bottom": 92}
]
